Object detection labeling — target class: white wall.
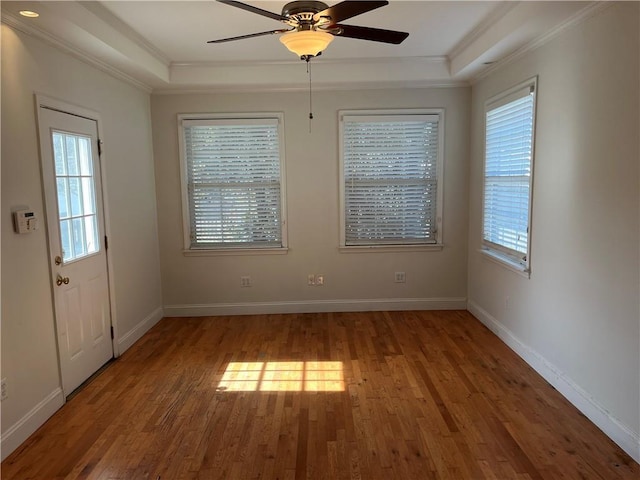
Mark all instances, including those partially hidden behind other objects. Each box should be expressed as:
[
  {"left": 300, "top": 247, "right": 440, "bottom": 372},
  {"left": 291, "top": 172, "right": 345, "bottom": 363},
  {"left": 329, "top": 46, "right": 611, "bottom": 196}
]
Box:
[
  {"left": 467, "top": 2, "right": 639, "bottom": 461},
  {"left": 151, "top": 87, "right": 470, "bottom": 315},
  {"left": 1, "top": 24, "right": 163, "bottom": 458}
]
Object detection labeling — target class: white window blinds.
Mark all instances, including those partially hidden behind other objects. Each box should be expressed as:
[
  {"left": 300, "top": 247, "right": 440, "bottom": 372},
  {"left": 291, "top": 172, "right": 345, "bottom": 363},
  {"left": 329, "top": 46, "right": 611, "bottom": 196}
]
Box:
[
  {"left": 483, "top": 83, "right": 536, "bottom": 264},
  {"left": 181, "top": 117, "right": 284, "bottom": 249},
  {"left": 341, "top": 114, "right": 441, "bottom": 246}
]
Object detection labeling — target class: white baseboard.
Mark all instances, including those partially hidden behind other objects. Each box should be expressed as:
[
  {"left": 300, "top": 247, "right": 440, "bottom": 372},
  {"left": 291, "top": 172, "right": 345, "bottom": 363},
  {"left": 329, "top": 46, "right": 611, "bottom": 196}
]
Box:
[
  {"left": 1, "top": 387, "right": 64, "bottom": 462},
  {"left": 116, "top": 306, "right": 163, "bottom": 356},
  {"left": 164, "top": 297, "right": 467, "bottom": 317},
  {"left": 468, "top": 299, "right": 640, "bottom": 464}
]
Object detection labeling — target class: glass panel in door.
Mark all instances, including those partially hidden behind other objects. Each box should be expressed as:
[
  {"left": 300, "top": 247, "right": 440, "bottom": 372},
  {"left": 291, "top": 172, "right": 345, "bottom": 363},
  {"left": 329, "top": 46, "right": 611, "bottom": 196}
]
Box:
[{"left": 52, "top": 132, "right": 100, "bottom": 263}]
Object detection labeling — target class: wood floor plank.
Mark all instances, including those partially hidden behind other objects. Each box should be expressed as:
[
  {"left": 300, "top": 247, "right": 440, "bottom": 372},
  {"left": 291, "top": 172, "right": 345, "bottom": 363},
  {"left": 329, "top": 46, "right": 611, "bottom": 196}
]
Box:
[{"left": 2, "top": 311, "right": 638, "bottom": 479}]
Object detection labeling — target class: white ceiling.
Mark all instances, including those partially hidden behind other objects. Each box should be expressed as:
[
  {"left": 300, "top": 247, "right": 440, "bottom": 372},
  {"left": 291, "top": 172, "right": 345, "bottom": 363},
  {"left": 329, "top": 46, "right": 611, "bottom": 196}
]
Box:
[{"left": 2, "top": 1, "right": 595, "bottom": 92}]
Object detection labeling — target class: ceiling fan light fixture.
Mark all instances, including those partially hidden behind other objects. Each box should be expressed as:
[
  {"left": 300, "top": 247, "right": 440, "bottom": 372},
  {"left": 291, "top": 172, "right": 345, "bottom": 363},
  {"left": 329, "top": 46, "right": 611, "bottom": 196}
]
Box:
[{"left": 279, "top": 30, "right": 334, "bottom": 58}]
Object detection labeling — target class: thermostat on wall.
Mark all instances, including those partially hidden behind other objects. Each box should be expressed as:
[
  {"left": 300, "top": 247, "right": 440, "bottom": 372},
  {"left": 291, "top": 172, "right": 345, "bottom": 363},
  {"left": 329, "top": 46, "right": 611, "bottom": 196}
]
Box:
[{"left": 13, "top": 209, "right": 38, "bottom": 234}]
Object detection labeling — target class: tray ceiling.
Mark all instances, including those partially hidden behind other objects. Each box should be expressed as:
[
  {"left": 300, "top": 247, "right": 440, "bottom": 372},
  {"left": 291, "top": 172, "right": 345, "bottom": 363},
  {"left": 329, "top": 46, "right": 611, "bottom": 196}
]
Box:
[{"left": 1, "top": 1, "right": 596, "bottom": 92}]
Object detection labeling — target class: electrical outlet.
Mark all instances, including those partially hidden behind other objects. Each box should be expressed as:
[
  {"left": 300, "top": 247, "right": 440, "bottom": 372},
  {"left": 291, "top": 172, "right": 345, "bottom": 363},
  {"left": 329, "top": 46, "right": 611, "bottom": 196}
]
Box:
[
  {"left": 1, "top": 378, "right": 7, "bottom": 401},
  {"left": 308, "top": 274, "right": 325, "bottom": 286},
  {"left": 394, "top": 272, "right": 406, "bottom": 283},
  {"left": 240, "top": 276, "right": 252, "bottom": 287}
]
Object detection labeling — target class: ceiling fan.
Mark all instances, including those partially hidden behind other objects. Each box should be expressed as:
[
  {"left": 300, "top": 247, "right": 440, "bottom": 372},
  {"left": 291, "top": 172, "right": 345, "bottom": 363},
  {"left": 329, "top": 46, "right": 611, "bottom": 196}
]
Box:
[{"left": 208, "top": 0, "right": 409, "bottom": 61}]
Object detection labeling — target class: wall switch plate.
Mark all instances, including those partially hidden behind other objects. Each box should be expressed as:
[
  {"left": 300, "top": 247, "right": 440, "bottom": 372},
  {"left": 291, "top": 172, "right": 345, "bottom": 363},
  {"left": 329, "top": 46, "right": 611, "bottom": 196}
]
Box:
[
  {"left": 308, "top": 274, "right": 316, "bottom": 286},
  {"left": 316, "top": 275, "right": 324, "bottom": 286},
  {"left": 394, "top": 272, "right": 406, "bottom": 283}
]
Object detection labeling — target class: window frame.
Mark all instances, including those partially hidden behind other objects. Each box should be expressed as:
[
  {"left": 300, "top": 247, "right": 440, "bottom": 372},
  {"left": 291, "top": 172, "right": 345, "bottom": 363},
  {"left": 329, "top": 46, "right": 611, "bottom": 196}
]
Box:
[
  {"left": 178, "top": 112, "right": 288, "bottom": 255},
  {"left": 338, "top": 109, "right": 445, "bottom": 251},
  {"left": 481, "top": 77, "right": 538, "bottom": 276}
]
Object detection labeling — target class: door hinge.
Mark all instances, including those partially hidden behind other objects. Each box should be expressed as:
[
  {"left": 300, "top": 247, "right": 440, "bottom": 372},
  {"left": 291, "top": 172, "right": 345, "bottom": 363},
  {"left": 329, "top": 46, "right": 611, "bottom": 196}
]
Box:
[
  {"left": 97, "top": 139, "right": 103, "bottom": 156},
  {"left": 110, "top": 326, "right": 114, "bottom": 340},
  {"left": 104, "top": 235, "right": 108, "bottom": 250}
]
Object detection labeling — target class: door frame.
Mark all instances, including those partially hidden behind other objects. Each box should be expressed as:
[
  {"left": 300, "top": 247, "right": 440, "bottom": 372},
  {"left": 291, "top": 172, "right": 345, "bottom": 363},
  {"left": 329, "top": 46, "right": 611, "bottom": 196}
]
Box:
[{"left": 35, "top": 94, "right": 120, "bottom": 383}]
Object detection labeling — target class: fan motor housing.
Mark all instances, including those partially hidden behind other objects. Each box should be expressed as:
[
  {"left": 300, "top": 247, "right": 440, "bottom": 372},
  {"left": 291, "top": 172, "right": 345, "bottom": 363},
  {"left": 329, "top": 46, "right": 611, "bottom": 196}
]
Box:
[{"left": 282, "top": 1, "right": 329, "bottom": 18}]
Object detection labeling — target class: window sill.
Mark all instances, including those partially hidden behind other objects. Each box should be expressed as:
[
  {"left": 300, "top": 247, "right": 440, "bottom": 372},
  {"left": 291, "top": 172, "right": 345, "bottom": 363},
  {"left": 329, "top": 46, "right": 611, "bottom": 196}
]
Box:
[
  {"left": 183, "top": 247, "right": 289, "bottom": 257},
  {"left": 339, "top": 244, "right": 443, "bottom": 253},
  {"left": 479, "top": 248, "right": 530, "bottom": 278}
]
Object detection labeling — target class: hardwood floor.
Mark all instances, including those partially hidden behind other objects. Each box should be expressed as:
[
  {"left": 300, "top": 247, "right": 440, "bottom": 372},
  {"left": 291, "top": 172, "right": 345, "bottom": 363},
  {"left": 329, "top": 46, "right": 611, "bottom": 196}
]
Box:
[{"left": 2, "top": 310, "right": 638, "bottom": 479}]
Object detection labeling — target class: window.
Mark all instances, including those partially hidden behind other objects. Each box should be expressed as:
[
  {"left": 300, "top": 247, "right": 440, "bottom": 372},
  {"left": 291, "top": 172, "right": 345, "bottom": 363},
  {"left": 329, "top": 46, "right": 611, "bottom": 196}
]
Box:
[
  {"left": 52, "top": 131, "right": 100, "bottom": 262},
  {"left": 339, "top": 110, "right": 443, "bottom": 248},
  {"left": 179, "top": 114, "right": 287, "bottom": 252},
  {"left": 482, "top": 78, "right": 537, "bottom": 272}
]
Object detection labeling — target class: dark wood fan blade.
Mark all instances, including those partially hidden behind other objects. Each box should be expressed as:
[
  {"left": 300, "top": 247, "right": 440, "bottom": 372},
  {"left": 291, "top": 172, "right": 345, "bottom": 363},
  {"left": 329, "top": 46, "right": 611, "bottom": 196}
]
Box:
[
  {"left": 207, "top": 28, "right": 292, "bottom": 43},
  {"left": 217, "top": 0, "right": 287, "bottom": 21},
  {"left": 313, "top": 1, "right": 388, "bottom": 24},
  {"left": 332, "top": 24, "right": 408, "bottom": 44}
]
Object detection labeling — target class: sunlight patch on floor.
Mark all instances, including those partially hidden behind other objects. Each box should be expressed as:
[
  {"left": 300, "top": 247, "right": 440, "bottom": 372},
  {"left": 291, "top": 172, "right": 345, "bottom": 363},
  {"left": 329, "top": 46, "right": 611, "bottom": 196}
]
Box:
[{"left": 218, "top": 361, "right": 344, "bottom": 392}]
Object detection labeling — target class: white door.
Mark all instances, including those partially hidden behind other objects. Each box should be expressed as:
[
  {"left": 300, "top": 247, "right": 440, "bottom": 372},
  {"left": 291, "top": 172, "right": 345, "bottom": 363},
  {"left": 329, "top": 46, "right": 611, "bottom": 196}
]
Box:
[{"left": 38, "top": 106, "right": 113, "bottom": 396}]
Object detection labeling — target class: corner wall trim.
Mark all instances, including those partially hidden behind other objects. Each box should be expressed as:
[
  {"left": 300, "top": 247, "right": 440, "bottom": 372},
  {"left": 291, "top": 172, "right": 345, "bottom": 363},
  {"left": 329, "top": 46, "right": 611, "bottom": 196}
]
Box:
[
  {"left": 467, "top": 299, "right": 640, "bottom": 463},
  {"left": 0, "top": 388, "right": 64, "bottom": 462},
  {"left": 164, "top": 297, "right": 467, "bottom": 317},
  {"left": 116, "top": 306, "right": 164, "bottom": 355}
]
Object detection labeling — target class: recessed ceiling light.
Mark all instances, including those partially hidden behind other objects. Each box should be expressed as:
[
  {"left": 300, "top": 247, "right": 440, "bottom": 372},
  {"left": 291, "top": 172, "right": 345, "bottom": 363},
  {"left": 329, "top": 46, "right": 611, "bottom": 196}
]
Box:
[{"left": 19, "top": 10, "right": 40, "bottom": 18}]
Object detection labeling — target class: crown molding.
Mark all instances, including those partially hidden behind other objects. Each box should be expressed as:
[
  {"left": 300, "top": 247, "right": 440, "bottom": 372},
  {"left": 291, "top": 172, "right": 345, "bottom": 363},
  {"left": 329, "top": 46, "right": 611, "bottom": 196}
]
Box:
[
  {"left": 1, "top": 12, "right": 154, "bottom": 93},
  {"left": 170, "top": 55, "right": 451, "bottom": 70},
  {"left": 471, "top": 1, "right": 611, "bottom": 84},
  {"left": 152, "top": 78, "right": 469, "bottom": 95}
]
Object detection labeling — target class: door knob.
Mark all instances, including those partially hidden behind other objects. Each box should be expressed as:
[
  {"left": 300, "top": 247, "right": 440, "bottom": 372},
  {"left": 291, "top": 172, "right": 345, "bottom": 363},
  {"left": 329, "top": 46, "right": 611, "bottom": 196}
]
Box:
[{"left": 56, "top": 274, "right": 70, "bottom": 286}]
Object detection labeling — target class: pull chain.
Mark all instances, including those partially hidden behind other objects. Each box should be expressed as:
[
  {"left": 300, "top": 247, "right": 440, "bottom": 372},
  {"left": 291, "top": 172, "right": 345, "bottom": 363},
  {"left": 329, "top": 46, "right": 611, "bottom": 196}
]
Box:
[{"left": 307, "top": 59, "right": 313, "bottom": 133}]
